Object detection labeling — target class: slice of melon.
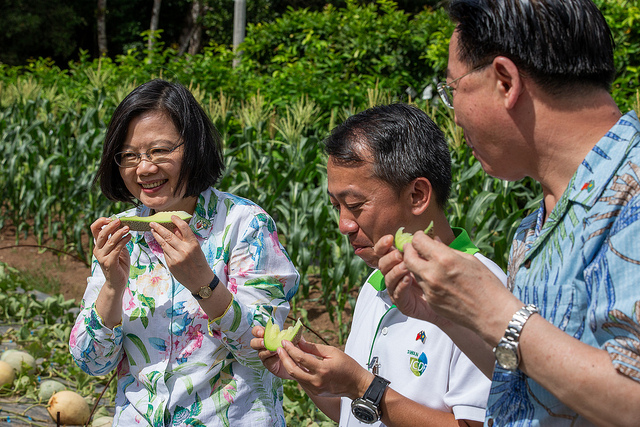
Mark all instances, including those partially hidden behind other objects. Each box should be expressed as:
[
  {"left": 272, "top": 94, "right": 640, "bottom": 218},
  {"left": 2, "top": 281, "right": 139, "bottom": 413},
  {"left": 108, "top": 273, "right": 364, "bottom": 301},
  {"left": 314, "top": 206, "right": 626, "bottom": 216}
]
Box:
[
  {"left": 264, "top": 318, "right": 303, "bottom": 351},
  {"left": 394, "top": 221, "right": 434, "bottom": 252},
  {"left": 119, "top": 210, "right": 192, "bottom": 231}
]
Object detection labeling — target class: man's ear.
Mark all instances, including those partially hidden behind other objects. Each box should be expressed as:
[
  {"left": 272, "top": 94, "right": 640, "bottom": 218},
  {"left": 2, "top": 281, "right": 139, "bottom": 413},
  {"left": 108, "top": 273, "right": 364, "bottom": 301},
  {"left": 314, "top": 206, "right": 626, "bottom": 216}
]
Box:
[
  {"left": 492, "top": 56, "right": 524, "bottom": 110},
  {"left": 408, "top": 177, "right": 432, "bottom": 215}
]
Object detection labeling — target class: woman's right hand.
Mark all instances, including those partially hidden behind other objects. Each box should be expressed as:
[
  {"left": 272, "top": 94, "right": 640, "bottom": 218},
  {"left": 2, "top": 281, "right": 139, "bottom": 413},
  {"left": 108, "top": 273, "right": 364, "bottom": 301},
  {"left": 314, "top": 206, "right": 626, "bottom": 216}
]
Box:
[
  {"left": 91, "top": 217, "right": 132, "bottom": 293},
  {"left": 250, "top": 325, "right": 294, "bottom": 380}
]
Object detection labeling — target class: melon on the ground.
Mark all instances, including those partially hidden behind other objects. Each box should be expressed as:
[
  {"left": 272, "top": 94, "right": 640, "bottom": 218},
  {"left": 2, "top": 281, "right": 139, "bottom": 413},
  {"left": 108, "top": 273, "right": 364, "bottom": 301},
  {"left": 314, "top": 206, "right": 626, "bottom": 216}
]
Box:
[
  {"left": 119, "top": 210, "right": 192, "bottom": 231},
  {"left": 47, "top": 390, "right": 91, "bottom": 426},
  {"left": 264, "top": 318, "right": 303, "bottom": 351},
  {"left": 38, "top": 379, "right": 67, "bottom": 401},
  {"left": 1, "top": 349, "right": 36, "bottom": 375},
  {"left": 0, "top": 360, "right": 15, "bottom": 387}
]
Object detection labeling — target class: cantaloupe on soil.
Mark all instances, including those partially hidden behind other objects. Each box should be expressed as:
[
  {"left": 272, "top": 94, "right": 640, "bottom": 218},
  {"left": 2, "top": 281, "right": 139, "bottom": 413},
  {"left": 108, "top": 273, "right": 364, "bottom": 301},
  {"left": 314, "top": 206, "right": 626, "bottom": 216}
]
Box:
[
  {"left": 1, "top": 349, "right": 36, "bottom": 375},
  {"left": 264, "top": 318, "right": 303, "bottom": 351},
  {"left": 119, "top": 210, "right": 192, "bottom": 231},
  {"left": 0, "top": 360, "right": 15, "bottom": 387},
  {"left": 47, "top": 390, "right": 91, "bottom": 425},
  {"left": 38, "top": 379, "right": 67, "bottom": 401}
]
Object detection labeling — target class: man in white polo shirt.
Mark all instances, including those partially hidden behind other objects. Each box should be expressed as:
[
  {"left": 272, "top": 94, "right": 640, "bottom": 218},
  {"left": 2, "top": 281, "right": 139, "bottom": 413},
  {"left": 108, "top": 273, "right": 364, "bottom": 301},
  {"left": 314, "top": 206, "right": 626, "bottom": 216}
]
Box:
[{"left": 251, "top": 103, "right": 506, "bottom": 426}]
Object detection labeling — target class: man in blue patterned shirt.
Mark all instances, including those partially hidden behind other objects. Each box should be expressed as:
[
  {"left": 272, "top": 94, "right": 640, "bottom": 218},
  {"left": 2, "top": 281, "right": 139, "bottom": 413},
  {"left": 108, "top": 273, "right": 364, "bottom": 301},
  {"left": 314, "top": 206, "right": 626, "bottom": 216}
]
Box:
[{"left": 375, "top": 0, "right": 640, "bottom": 425}]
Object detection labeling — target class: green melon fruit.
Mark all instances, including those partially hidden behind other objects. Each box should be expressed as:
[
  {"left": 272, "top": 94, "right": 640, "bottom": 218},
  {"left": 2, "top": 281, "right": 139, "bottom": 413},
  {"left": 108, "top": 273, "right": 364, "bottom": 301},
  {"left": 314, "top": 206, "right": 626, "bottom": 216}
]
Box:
[
  {"left": 119, "top": 210, "right": 192, "bottom": 231},
  {"left": 394, "top": 221, "right": 434, "bottom": 252},
  {"left": 264, "top": 318, "right": 303, "bottom": 351},
  {"left": 1, "top": 350, "right": 36, "bottom": 375},
  {"left": 38, "top": 379, "right": 67, "bottom": 401}
]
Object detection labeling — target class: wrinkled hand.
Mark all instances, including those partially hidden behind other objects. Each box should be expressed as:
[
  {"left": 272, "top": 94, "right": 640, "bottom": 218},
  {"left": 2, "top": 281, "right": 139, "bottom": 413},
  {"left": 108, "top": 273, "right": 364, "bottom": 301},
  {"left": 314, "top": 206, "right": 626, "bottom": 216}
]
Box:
[
  {"left": 150, "top": 216, "right": 213, "bottom": 290},
  {"left": 250, "top": 325, "right": 294, "bottom": 380},
  {"left": 391, "top": 230, "right": 515, "bottom": 338},
  {"left": 91, "top": 217, "right": 131, "bottom": 291},
  {"left": 374, "top": 234, "right": 448, "bottom": 327},
  {"left": 276, "top": 340, "right": 373, "bottom": 400}
]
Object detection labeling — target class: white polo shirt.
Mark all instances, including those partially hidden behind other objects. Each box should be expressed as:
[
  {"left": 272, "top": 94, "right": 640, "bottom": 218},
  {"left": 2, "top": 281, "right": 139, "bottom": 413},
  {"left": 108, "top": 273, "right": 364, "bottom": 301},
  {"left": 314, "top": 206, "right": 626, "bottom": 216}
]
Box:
[{"left": 339, "top": 228, "right": 508, "bottom": 426}]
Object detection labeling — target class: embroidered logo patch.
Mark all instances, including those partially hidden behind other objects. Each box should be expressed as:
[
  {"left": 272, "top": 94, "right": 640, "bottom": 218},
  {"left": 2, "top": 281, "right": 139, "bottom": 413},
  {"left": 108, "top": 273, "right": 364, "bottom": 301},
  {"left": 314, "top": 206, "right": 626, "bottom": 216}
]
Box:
[
  {"left": 407, "top": 350, "right": 428, "bottom": 377},
  {"left": 581, "top": 180, "right": 594, "bottom": 192},
  {"left": 416, "top": 330, "right": 426, "bottom": 344}
]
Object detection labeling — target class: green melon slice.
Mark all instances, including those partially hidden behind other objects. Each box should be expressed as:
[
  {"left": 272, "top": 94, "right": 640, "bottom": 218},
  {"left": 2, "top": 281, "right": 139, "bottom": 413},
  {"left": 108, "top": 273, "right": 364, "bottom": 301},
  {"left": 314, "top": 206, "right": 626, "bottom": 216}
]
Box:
[
  {"left": 119, "top": 210, "right": 192, "bottom": 231},
  {"left": 394, "top": 221, "right": 434, "bottom": 252},
  {"left": 264, "top": 318, "right": 303, "bottom": 351}
]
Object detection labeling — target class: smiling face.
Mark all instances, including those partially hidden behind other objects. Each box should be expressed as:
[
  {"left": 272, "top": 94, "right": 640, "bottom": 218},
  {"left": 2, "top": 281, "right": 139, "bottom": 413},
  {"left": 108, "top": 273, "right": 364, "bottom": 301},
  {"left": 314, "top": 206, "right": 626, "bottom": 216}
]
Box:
[
  {"left": 119, "top": 110, "right": 197, "bottom": 214},
  {"left": 327, "top": 157, "right": 415, "bottom": 268}
]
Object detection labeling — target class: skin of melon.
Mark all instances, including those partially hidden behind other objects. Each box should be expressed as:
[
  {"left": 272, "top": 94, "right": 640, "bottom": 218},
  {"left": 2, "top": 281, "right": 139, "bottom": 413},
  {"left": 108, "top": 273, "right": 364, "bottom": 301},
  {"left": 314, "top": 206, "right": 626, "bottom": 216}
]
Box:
[
  {"left": 0, "top": 361, "right": 15, "bottom": 387},
  {"left": 47, "top": 390, "right": 91, "bottom": 425}
]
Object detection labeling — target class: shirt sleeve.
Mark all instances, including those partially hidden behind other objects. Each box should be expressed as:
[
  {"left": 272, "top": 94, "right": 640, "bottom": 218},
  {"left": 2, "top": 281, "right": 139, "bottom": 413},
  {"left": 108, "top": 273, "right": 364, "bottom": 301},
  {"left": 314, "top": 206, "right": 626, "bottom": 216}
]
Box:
[
  {"left": 445, "top": 346, "right": 492, "bottom": 422},
  {"left": 69, "top": 260, "right": 124, "bottom": 376},
  {"left": 591, "top": 195, "right": 640, "bottom": 382},
  {"left": 208, "top": 208, "right": 300, "bottom": 368}
]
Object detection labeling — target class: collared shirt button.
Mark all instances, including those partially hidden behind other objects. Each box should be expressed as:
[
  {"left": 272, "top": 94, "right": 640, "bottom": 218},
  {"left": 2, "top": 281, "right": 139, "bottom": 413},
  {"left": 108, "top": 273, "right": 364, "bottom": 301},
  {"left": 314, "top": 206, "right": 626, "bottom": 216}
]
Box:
[{"left": 381, "top": 327, "right": 389, "bottom": 335}]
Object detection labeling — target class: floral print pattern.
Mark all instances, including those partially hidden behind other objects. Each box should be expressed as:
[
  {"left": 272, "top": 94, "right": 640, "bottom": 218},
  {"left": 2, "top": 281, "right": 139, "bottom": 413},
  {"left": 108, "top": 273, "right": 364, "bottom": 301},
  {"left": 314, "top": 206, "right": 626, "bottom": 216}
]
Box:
[
  {"left": 486, "top": 111, "right": 640, "bottom": 426},
  {"left": 70, "top": 188, "right": 300, "bottom": 426}
]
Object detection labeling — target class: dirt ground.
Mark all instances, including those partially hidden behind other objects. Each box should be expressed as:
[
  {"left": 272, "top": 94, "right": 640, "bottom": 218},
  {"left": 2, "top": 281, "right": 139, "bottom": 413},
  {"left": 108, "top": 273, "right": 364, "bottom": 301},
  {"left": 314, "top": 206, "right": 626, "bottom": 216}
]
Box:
[{"left": 0, "top": 224, "right": 353, "bottom": 350}]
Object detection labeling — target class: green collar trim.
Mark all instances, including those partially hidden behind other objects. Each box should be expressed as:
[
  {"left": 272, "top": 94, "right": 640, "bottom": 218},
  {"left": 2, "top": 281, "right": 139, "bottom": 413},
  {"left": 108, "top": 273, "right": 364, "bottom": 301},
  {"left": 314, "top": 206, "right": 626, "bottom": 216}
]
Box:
[{"left": 368, "top": 227, "right": 478, "bottom": 291}]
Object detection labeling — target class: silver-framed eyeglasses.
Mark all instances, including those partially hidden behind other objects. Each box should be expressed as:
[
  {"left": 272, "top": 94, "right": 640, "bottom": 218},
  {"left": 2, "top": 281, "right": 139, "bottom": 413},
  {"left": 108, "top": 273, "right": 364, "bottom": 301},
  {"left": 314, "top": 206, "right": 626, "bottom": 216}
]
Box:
[
  {"left": 437, "top": 63, "right": 491, "bottom": 109},
  {"left": 115, "top": 142, "right": 184, "bottom": 168}
]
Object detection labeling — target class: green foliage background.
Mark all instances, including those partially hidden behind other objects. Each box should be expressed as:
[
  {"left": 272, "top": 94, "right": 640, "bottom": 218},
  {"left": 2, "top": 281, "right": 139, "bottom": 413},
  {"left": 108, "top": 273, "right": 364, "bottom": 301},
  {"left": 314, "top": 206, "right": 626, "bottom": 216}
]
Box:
[{"left": 0, "top": 1, "right": 638, "bottom": 423}]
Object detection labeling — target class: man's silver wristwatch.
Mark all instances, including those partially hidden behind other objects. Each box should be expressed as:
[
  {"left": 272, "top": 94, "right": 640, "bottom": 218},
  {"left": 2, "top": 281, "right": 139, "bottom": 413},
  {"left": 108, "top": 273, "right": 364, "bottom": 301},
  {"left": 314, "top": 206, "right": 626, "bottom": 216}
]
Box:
[
  {"left": 351, "top": 375, "right": 390, "bottom": 424},
  {"left": 493, "top": 304, "right": 539, "bottom": 371}
]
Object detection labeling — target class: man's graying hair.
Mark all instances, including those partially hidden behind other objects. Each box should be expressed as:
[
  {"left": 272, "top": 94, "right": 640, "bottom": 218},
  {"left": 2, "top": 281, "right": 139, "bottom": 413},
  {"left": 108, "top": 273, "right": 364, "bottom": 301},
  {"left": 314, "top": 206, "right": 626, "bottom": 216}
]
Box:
[
  {"left": 324, "top": 103, "right": 452, "bottom": 209},
  {"left": 449, "top": 0, "right": 615, "bottom": 95}
]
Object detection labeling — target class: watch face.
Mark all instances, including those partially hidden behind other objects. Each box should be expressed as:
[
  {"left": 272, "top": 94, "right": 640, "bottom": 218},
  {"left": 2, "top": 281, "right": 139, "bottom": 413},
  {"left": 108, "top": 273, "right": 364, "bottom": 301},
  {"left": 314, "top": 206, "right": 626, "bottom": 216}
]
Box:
[
  {"left": 351, "top": 399, "right": 379, "bottom": 424},
  {"left": 352, "top": 405, "right": 376, "bottom": 423},
  {"left": 495, "top": 343, "right": 519, "bottom": 370},
  {"left": 199, "top": 286, "right": 213, "bottom": 299}
]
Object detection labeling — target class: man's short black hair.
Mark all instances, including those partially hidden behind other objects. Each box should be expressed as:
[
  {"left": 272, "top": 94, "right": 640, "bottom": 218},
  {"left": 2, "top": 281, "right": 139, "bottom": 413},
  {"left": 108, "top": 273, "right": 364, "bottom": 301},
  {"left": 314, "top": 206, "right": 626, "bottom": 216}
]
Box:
[
  {"left": 324, "top": 103, "right": 452, "bottom": 208},
  {"left": 449, "top": 0, "right": 615, "bottom": 96}
]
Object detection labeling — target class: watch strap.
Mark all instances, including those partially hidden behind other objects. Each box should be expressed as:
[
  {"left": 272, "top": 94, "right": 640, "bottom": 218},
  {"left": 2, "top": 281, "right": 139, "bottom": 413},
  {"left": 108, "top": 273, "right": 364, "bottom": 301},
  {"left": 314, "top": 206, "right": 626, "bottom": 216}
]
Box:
[
  {"left": 192, "top": 275, "right": 220, "bottom": 300},
  {"left": 362, "top": 375, "right": 390, "bottom": 406},
  {"left": 495, "top": 304, "right": 538, "bottom": 369}
]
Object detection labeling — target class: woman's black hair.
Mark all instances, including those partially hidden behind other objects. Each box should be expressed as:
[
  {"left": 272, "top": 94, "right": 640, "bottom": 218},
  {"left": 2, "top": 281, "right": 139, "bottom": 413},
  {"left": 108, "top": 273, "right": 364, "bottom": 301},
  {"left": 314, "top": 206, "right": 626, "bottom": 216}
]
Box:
[{"left": 95, "top": 79, "right": 224, "bottom": 203}]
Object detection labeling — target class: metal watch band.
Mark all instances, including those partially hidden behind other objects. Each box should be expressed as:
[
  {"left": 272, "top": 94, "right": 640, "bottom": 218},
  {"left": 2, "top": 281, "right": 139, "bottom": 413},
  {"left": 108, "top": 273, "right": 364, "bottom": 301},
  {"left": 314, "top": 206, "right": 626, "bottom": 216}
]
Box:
[
  {"left": 193, "top": 275, "right": 220, "bottom": 300},
  {"left": 494, "top": 303, "right": 538, "bottom": 370},
  {"left": 504, "top": 304, "right": 538, "bottom": 341}
]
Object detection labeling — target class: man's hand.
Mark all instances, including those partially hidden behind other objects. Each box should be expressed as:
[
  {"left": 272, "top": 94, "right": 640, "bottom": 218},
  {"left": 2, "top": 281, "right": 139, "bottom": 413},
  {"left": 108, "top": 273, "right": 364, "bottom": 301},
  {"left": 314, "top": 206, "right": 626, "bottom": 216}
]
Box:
[
  {"left": 374, "top": 234, "right": 451, "bottom": 327},
  {"left": 276, "top": 340, "right": 374, "bottom": 400}
]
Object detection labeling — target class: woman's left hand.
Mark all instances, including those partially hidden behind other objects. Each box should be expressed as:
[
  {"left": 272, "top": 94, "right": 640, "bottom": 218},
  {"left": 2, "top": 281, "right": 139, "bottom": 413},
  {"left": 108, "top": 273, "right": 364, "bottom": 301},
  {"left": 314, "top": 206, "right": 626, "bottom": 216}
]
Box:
[{"left": 149, "top": 215, "right": 213, "bottom": 290}]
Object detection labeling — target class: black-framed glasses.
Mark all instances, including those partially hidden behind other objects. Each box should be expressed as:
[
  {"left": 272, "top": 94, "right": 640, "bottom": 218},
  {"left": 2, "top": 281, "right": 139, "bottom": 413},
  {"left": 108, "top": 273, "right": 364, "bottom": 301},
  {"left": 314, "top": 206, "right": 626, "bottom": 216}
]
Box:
[
  {"left": 115, "top": 142, "right": 184, "bottom": 168},
  {"left": 436, "top": 63, "right": 492, "bottom": 109}
]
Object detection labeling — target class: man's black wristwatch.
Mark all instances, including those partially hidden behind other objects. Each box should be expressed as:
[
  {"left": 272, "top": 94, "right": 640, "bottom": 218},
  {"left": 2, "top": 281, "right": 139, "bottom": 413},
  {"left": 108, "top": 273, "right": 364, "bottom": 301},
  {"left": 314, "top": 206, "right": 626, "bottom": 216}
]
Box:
[
  {"left": 351, "top": 375, "right": 390, "bottom": 424},
  {"left": 192, "top": 275, "right": 220, "bottom": 300}
]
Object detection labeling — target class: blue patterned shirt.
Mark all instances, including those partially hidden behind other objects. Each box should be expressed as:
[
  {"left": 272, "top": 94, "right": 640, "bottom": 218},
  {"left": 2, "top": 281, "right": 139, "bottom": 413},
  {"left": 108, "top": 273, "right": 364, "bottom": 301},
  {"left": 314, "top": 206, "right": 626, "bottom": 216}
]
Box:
[{"left": 485, "top": 111, "right": 640, "bottom": 426}]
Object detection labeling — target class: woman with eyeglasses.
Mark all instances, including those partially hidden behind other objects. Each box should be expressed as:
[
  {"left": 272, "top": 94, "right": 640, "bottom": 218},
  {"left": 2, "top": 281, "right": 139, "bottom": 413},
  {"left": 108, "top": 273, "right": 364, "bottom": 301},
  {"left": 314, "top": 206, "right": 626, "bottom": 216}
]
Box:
[{"left": 70, "top": 79, "right": 300, "bottom": 426}]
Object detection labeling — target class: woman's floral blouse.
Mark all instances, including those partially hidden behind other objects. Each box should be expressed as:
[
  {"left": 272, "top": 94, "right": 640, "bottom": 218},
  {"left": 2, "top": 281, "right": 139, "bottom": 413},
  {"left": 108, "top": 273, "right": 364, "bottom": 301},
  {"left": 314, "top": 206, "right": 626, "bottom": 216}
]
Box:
[{"left": 70, "top": 187, "right": 300, "bottom": 426}]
